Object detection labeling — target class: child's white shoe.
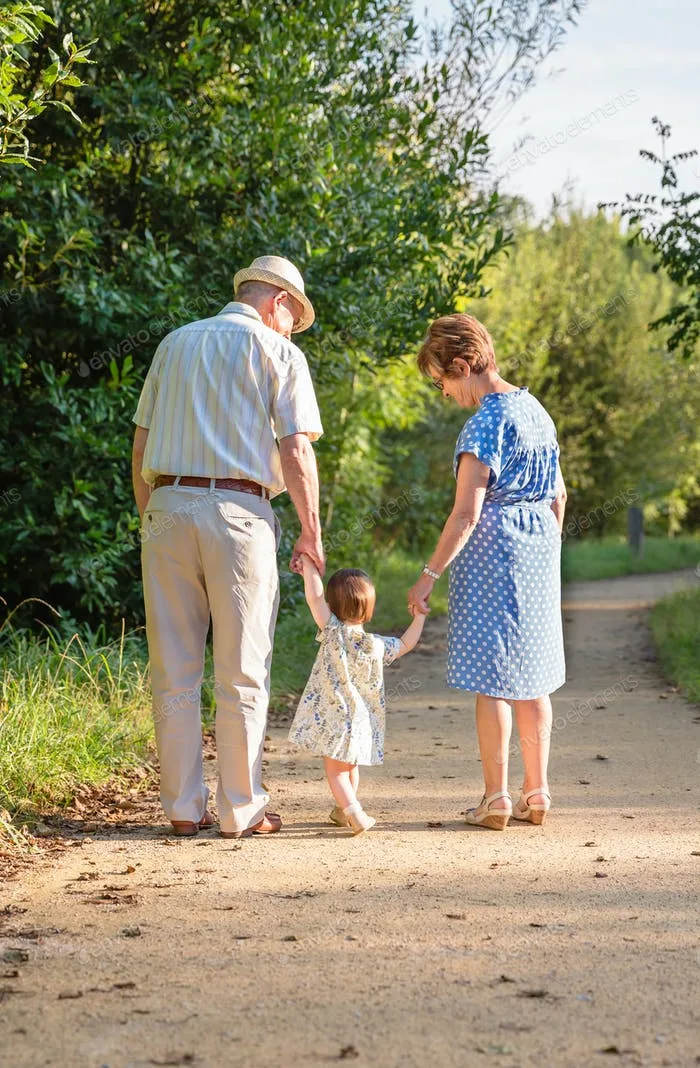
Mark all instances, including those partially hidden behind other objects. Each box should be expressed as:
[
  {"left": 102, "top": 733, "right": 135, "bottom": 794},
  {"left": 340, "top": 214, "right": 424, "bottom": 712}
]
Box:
[
  {"left": 329, "top": 805, "right": 348, "bottom": 827},
  {"left": 345, "top": 807, "right": 376, "bottom": 835}
]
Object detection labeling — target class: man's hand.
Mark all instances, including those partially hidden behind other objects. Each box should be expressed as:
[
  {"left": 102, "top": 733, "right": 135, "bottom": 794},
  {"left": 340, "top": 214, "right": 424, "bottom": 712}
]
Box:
[{"left": 291, "top": 532, "right": 325, "bottom": 575}]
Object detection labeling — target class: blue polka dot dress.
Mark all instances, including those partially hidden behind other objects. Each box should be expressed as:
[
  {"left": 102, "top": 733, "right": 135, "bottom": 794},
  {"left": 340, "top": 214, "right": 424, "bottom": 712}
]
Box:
[{"left": 447, "top": 388, "right": 565, "bottom": 700}]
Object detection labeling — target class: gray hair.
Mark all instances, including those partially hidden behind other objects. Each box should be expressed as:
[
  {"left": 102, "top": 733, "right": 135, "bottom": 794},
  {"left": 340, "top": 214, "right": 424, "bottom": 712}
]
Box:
[{"left": 235, "top": 280, "right": 283, "bottom": 303}]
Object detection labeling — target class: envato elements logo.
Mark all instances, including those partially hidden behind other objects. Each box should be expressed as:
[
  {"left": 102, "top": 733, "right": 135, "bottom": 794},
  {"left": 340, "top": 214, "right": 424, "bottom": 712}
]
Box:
[
  {"left": 150, "top": 663, "right": 421, "bottom": 729},
  {"left": 564, "top": 489, "right": 639, "bottom": 540},
  {"left": 502, "top": 90, "right": 640, "bottom": 176},
  {"left": 0, "top": 288, "right": 22, "bottom": 308},
  {"left": 500, "top": 675, "right": 639, "bottom": 761},
  {"left": 77, "top": 490, "right": 224, "bottom": 579},
  {"left": 550, "top": 675, "right": 639, "bottom": 738},
  {"left": 386, "top": 675, "right": 422, "bottom": 704},
  {"left": 508, "top": 286, "right": 639, "bottom": 373},
  {"left": 115, "top": 92, "right": 215, "bottom": 156},
  {"left": 0, "top": 488, "right": 21, "bottom": 510},
  {"left": 76, "top": 290, "right": 219, "bottom": 379},
  {"left": 325, "top": 488, "right": 423, "bottom": 554}
]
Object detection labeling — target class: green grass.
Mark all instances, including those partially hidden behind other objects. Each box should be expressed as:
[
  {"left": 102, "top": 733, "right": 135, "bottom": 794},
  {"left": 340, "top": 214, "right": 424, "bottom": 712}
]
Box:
[
  {"left": 270, "top": 612, "right": 318, "bottom": 712},
  {"left": 0, "top": 614, "right": 153, "bottom": 822},
  {"left": 562, "top": 535, "right": 700, "bottom": 583},
  {"left": 650, "top": 587, "right": 700, "bottom": 705},
  {"left": 371, "top": 549, "right": 449, "bottom": 629}
]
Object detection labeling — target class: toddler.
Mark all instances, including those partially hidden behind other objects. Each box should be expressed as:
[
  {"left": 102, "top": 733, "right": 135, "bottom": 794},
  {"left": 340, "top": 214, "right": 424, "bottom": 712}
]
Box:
[{"left": 288, "top": 555, "right": 426, "bottom": 834}]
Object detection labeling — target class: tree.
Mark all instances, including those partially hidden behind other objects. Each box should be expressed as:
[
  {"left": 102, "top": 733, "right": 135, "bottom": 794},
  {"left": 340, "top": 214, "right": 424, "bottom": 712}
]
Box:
[
  {"left": 605, "top": 118, "right": 700, "bottom": 360},
  {"left": 382, "top": 207, "right": 700, "bottom": 544},
  {"left": 0, "top": 0, "right": 583, "bottom": 629}
]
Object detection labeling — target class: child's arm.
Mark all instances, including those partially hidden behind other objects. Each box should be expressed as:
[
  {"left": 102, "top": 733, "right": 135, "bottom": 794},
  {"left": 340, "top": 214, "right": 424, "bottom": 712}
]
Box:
[
  {"left": 301, "top": 553, "right": 331, "bottom": 629},
  {"left": 394, "top": 607, "right": 427, "bottom": 659}
]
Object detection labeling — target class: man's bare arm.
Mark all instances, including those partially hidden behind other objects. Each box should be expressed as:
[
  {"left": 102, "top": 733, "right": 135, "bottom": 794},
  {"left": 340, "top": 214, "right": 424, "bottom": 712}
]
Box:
[
  {"left": 132, "top": 426, "right": 151, "bottom": 520},
  {"left": 279, "top": 432, "right": 324, "bottom": 574}
]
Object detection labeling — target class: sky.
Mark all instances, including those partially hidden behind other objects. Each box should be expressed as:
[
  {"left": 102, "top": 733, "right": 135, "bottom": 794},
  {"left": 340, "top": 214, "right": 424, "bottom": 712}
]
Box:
[{"left": 414, "top": 0, "right": 700, "bottom": 217}]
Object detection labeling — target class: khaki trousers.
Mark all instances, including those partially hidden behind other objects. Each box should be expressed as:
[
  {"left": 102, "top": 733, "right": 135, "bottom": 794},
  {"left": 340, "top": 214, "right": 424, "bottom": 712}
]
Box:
[{"left": 140, "top": 484, "right": 280, "bottom": 834}]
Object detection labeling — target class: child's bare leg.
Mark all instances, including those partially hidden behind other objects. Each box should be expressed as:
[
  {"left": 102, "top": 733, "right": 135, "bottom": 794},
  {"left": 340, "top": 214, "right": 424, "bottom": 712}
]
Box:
[
  {"left": 324, "top": 757, "right": 358, "bottom": 810},
  {"left": 350, "top": 764, "right": 360, "bottom": 795},
  {"left": 325, "top": 757, "right": 375, "bottom": 835}
]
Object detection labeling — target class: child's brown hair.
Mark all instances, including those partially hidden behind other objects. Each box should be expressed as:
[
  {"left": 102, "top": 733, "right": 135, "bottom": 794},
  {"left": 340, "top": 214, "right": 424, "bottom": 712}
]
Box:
[{"left": 326, "top": 568, "right": 376, "bottom": 624}]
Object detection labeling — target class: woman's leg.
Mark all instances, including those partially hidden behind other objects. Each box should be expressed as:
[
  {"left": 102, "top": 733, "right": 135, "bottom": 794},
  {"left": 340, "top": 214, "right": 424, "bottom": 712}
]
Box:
[
  {"left": 324, "top": 757, "right": 359, "bottom": 810},
  {"left": 350, "top": 764, "right": 360, "bottom": 795},
  {"left": 513, "top": 695, "right": 552, "bottom": 807},
  {"left": 473, "top": 694, "right": 513, "bottom": 811}
]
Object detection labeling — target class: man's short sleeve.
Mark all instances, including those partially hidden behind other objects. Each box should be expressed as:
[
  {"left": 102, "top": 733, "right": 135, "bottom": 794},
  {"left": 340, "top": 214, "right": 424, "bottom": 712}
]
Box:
[
  {"left": 269, "top": 340, "right": 323, "bottom": 442},
  {"left": 453, "top": 408, "right": 506, "bottom": 481},
  {"left": 133, "top": 342, "right": 165, "bottom": 429}
]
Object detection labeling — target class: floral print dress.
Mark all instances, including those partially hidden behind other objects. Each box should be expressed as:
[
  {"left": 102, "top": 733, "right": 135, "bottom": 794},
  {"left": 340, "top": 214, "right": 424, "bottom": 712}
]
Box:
[{"left": 288, "top": 614, "right": 402, "bottom": 765}]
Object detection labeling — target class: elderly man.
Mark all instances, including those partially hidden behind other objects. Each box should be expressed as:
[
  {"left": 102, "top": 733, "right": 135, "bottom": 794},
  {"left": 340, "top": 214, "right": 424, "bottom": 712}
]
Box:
[{"left": 131, "top": 256, "right": 324, "bottom": 839}]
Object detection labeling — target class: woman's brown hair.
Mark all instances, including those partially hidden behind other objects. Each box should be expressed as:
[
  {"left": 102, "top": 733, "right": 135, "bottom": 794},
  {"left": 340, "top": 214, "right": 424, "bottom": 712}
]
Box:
[
  {"left": 326, "top": 568, "right": 376, "bottom": 624},
  {"left": 417, "top": 313, "right": 497, "bottom": 379}
]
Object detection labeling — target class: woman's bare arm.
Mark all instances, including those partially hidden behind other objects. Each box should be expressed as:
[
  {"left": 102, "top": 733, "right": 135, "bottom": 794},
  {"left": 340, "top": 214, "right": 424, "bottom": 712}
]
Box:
[
  {"left": 406, "top": 452, "right": 490, "bottom": 614},
  {"left": 427, "top": 453, "right": 490, "bottom": 573},
  {"left": 551, "top": 460, "right": 567, "bottom": 532}
]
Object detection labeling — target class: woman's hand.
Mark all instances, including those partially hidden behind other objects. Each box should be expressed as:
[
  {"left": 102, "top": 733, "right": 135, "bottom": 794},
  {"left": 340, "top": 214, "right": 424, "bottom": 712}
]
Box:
[{"left": 407, "top": 573, "right": 434, "bottom": 616}]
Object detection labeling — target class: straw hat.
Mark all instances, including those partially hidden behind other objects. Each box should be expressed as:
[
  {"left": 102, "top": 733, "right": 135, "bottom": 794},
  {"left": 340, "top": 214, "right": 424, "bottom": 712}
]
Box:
[{"left": 233, "top": 255, "right": 315, "bottom": 333}]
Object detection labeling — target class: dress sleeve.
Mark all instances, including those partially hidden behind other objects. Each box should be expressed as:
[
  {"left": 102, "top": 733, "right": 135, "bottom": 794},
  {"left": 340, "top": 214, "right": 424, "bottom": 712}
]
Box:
[
  {"left": 378, "top": 636, "right": 402, "bottom": 666},
  {"left": 316, "top": 612, "right": 341, "bottom": 644},
  {"left": 453, "top": 408, "right": 506, "bottom": 480}
]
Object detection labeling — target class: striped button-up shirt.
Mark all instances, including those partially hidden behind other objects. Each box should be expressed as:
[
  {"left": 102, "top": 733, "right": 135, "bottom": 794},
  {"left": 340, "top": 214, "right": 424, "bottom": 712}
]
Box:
[{"left": 133, "top": 302, "right": 323, "bottom": 497}]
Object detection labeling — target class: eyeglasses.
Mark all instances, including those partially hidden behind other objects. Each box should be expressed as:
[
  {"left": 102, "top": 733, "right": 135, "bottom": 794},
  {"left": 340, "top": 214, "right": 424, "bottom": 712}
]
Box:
[{"left": 431, "top": 374, "right": 445, "bottom": 391}]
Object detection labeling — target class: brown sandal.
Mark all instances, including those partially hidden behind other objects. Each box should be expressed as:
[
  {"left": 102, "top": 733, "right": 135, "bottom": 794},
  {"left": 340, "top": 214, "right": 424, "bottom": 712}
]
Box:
[
  {"left": 170, "top": 810, "right": 215, "bottom": 837},
  {"left": 220, "top": 812, "right": 282, "bottom": 839}
]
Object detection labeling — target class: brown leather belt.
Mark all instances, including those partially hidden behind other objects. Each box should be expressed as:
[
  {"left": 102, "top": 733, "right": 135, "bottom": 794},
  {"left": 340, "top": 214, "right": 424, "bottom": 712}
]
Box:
[{"left": 154, "top": 475, "right": 268, "bottom": 498}]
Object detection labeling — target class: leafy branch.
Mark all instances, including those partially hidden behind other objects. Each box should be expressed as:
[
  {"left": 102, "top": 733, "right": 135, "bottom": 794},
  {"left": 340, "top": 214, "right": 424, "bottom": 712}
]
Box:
[
  {"left": 0, "top": 1, "right": 94, "bottom": 166},
  {"left": 604, "top": 117, "right": 700, "bottom": 358}
]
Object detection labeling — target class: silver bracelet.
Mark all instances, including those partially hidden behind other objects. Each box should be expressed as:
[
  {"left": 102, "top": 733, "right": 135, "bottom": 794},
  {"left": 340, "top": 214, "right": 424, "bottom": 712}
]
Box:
[{"left": 423, "top": 564, "right": 441, "bottom": 580}]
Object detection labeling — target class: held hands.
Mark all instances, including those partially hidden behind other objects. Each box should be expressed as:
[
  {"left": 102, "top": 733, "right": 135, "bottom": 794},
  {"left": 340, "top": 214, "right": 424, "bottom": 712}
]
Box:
[
  {"left": 290, "top": 532, "right": 325, "bottom": 576},
  {"left": 396, "top": 586, "right": 428, "bottom": 656},
  {"left": 407, "top": 573, "right": 434, "bottom": 616}
]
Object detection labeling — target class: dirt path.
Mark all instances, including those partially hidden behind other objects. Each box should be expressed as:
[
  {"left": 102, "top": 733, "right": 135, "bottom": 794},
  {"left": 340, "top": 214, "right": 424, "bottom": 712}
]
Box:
[{"left": 2, "top": 571, "right": 699, "bottom": 1068}]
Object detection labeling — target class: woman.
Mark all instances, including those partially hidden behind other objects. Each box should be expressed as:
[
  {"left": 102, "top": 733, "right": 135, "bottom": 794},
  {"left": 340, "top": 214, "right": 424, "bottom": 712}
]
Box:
[{"left": 407, "top": 314, "right": 567, "bottom": 829}]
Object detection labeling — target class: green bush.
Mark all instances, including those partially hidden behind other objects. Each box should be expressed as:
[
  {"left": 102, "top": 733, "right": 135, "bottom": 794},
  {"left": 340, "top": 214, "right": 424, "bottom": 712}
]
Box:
[{"left": 650, "top": 587, "right": 700, "bottom": 704}]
